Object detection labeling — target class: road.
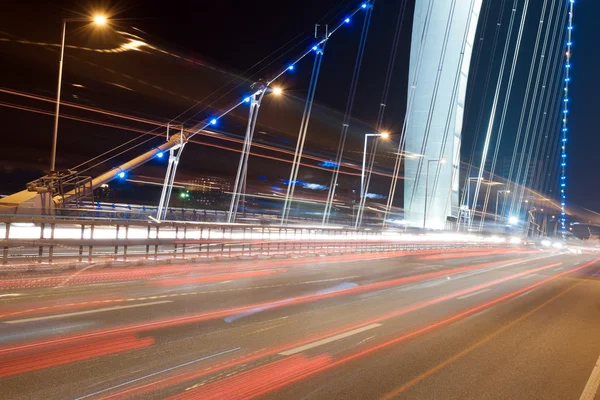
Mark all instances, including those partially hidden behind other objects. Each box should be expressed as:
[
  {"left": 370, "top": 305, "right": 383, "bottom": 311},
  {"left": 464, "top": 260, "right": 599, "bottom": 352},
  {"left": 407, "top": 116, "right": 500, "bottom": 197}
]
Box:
[{"left": 1, "top": 247, "right": 599, "bottom": 399}]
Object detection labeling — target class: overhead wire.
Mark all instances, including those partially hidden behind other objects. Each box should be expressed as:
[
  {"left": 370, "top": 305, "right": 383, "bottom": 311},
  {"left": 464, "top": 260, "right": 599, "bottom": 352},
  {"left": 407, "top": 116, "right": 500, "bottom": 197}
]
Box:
[
  {"left": 356, "top": 0, "right": 409, "bottom": 227},
  {"left": 383, "top": 0, "right": 437, "bottom": 226},
  {"left": 456, "top": 0, "right": 501, "bottom": 229},
  {"left": 430, "top": 0, "right": 483, "bottom": 230},
  {"left": 513, "top": 0, "right": 560, "bottom": 218},
  {"left": 405, "top": 0, "right": 459, "bottom": 220},
  {"left": 322, "top": 1, "right": 375, "bottom": 224},
  {"left": 522, "top": 1, "right": 568, "bottom": 211},
  {"left": 468, "top": 0, "right": 522, "bottom": 230},
  {"left": 504, "top": 0, "right": 550, "bottom": 217},
  {"left": 476, "top": 0, "right": 530, "bottom": 230}
]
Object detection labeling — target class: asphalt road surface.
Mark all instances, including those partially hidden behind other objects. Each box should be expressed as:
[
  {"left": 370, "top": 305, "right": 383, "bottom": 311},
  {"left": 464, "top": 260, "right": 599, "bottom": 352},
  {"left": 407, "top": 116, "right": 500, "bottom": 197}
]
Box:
[{"left": 1, "top": 247, "right": 600, "bottom": 400}]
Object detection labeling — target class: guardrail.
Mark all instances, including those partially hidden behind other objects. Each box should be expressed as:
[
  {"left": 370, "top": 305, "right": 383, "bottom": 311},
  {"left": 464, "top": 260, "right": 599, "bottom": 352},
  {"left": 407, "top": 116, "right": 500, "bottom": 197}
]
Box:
[{"left": 0, "top": 216, "right": 513, "bottom": 266}]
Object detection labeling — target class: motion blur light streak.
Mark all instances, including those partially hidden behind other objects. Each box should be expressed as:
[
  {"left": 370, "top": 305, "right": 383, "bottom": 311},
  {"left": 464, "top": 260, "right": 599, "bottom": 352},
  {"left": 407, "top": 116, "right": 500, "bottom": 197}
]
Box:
[
  {"left": 379, "top": 281, "right": 587, "bottom": 399},
  {"left": 0, "top": 335, "right": 154, "bottom": 377},
  {"left": 94, "top": 257, "right": 569, "bottom": 399},
  {"left": 168, "top": 354, "right": 332, "bottom": 400},
  {"left": 209, "top": 259, "right": 598, "bottom": 400},
  {"left": 0, "top": 91, "right": 401, "bottom": 179},
  {"left": 153, "top": 268, "right": 284, "bottom": 286},
  {"left": 0, "top": 256, "right": 532, "bottom": 358}
]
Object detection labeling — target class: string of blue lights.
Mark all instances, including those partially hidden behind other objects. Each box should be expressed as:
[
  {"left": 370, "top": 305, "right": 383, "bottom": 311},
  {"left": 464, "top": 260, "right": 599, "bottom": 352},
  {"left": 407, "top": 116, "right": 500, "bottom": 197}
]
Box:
[
  {"left": 559, "top": 0, "right": 574, "bottom": 235},
  {"left": 203, "top": 2, "right": 371, "bottom": 132}
]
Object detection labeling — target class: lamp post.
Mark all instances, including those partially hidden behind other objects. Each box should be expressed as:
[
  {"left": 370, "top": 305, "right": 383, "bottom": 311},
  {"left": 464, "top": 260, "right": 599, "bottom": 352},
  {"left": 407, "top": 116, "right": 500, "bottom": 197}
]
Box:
[
  {"left": 50, "top": 14, "right": 107, "bottom": 172},
  {"left": 423, "top": 158, "right": 445, "bottom": 229},
  {"left": 356, "top": 132, "right": 388, "bottom": 228},
  {"left": 495, "top": 189, "right": 510, "bottom": 222}
]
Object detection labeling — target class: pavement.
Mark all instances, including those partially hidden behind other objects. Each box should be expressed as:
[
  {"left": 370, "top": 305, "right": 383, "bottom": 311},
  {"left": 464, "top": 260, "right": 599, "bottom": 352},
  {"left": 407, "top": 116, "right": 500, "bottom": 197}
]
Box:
[{"left": 0, "top": 247, "right": 599, "bottom": 399}]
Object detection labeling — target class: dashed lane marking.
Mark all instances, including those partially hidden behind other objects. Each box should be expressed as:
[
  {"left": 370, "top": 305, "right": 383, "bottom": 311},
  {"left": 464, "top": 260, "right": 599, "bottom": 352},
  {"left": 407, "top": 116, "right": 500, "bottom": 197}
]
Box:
[
  {"left": 4, "top": 300, "right": 172, "bottom": 324},
  {"left": 279, "top": 323, "right": 382, "bottom": 356},
  {"left": 0, "top": 276, "right": 359, "bottom": 320}
]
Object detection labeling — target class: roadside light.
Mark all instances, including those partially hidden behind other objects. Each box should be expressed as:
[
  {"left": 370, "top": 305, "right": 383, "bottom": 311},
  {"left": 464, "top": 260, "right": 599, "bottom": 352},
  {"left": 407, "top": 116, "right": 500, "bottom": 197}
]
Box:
[{"left": 93, "top": 15, "right": 107, "bottom": 25}]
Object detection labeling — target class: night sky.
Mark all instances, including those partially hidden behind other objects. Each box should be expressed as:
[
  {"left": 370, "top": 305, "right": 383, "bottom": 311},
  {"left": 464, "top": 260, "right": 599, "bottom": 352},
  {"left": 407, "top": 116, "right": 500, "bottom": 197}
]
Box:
[{"left": 1, "top": 0, "right": 599, "bottom": 213}]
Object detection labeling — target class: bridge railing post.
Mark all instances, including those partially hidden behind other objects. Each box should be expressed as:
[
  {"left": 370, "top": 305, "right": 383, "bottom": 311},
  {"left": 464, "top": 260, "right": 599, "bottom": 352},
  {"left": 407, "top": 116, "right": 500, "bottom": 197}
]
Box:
[{"left": 2, "top": 222, "right": 9, "bottom": 265}]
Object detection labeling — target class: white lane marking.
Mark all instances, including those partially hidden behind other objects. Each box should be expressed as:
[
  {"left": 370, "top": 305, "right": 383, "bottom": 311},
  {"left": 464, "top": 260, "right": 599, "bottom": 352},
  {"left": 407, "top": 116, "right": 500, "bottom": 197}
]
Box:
[
  {"left": 279, "top": 323, "right": 381, "bottom": 356},
  {"left": 515, "top": 289, "right": 534, "bottom": 299},
  {"left": 456, "top": 288, "right": 491, "bottom": 300},
  {"left": 249, "top": 322, "right": 289, "bottom": 335},
  {"left": 4, "top": 300, "right": 172, "bottom": 324},
  {"left": 74, "top": 347, "right": 240, "bottom": 400},
  {"left": 301, "top": 276, "right": 361, "bottom": 284},
  {"left": 0, "top": 293, "right": 23, "bottom": 298},
  {"left": 555, "top": 267, "right": 564, "bottom": 271},
  {"left": 520, "top": 273, "right": 538, "bottom": 280},
  {"left": 579, "top": 353, "right": 600, "bottom": 400}
]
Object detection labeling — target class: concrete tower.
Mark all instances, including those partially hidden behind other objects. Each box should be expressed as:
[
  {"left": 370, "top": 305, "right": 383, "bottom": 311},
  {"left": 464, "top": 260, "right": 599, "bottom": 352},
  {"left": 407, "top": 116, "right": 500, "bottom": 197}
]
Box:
[{"left": 404, "top": 0, "right": 483, "bottom": 229}]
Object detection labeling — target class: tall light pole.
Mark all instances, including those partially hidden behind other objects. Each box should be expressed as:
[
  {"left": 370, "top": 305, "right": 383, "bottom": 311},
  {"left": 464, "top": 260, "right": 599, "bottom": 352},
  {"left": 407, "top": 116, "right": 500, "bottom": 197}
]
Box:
[
  {"left": 423, "top": 158, "right": 445, "bottom": 229},
  {"left": 360, "top": 132, "right": 388, "bottom": 201},
  {"left": 50, "top": 14, "right": 107, "bottom": 172},
  {"left": 356, "top": 132, "right": 388, "bottom": 228},
  {"left": 495, "top": 189, "right": 510, "bottom": 222}
]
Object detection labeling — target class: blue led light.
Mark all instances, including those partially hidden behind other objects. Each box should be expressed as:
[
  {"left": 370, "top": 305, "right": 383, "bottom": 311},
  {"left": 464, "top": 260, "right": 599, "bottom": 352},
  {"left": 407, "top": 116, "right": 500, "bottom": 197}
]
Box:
[
  {"left": 558, "top": 0, "right": 574, "bottom": 237},
  {"left": 312, "top": 45, "right": 318, "bottom": 51},
  {"left": 362, "top": 3, "right": 367, "bottom": 8},
  {"left": 244, "top": 97, "right": 251, "bottom": 103},
  {"left": 118, "top": 171, "right": 125, "bottom": 179},
  {"left": 157, "top": 152, "right": 163, "bottom": 158},
  {"left": 288, "top": 65, "right": 294, "bottom": 71},
  {"left": 210, "top": 118, "right": 217, "bottom": 125},
  {"left": 345, "top": 18, "right": 350, "bottom": 23}
]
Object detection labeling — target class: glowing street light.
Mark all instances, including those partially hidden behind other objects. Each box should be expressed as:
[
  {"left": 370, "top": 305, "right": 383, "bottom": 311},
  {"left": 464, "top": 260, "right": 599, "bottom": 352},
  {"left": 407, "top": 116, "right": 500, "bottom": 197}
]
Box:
[
  {"left": 356, "top": 132, "right": 390, "bottom": 228},
  {"left": 360, "top": 132, "right": 389, "bottom": 202},
  {"left": 93, "top": 15, "right": 107, "bottom": 25},
  {"left": 272, "top": 87, "right": 283, "bottom": 96},
  {"left": 51, "top": 13, "right": 108, "bottom": 172}
]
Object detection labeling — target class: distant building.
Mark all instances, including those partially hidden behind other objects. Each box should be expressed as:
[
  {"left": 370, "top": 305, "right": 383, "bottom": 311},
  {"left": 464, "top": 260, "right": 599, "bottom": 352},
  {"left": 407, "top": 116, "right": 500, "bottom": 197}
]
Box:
[
  {"left": 184, "top": 176, "right": 232, "bottom": 207},
  {"left": 93, "top": 183, "right": 116, "bottom": 201}
]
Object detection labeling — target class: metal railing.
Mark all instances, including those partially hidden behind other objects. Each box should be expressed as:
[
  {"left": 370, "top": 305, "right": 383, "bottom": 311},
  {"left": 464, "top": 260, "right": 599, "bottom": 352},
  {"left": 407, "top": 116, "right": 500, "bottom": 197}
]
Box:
[{"left": 0, "top": 216, "right": 508, "bottom": 266}]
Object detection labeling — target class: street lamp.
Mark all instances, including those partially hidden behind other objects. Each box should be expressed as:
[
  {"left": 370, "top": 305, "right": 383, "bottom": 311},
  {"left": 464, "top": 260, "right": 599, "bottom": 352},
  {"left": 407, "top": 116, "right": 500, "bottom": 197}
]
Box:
[
  {"left": 271, "top": 87, "right": 283, "bottom": 96},
  {"left": 423, "top": 158, "right": 445, "bottom": 229},
  {"left": 93, "top": 15, "right": 107, "bottom": 25},
  {"left": 360, "top": 132, "right": 389, "bottom": 202},
  {"left": 50, "top": 14, "right": 108, "bottom": 172},
  {"left": 495, "top": 189, "right": 510, "bottom": 222}
]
